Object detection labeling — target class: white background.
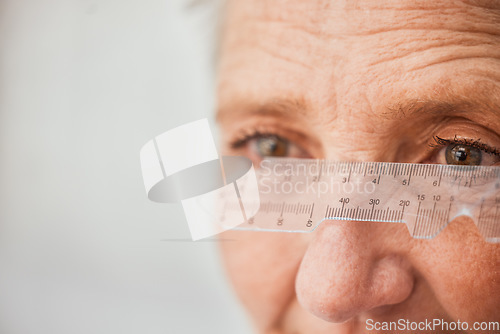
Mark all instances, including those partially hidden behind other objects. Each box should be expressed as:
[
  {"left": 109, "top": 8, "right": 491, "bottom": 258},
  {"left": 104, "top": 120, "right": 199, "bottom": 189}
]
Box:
[{"left": 0, "top": 0, "right": 254, "bottom": 333}]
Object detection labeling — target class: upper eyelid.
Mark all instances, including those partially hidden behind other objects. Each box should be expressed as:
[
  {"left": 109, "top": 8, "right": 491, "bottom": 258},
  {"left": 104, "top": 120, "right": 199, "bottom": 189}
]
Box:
[
  {"left": 430, "top": 135, "right": 500, "bottom": 156},
  {"left": 230, "top": 124, "right": 500, "bottom": 163},
  {"left": 229, "top": 131, "right": 315, "bottom": 159},
  {"left": 223, "top": 114, "right": 324, "bottom": 154},
  {"left": 229, "top": 128, "right": 309, "bottom": 150},
  {"left": 235, "top": 133, "right": 500, "bottom": 163},
  {"left": 230, "top": 131, "right": 281, "bottom": 149}
]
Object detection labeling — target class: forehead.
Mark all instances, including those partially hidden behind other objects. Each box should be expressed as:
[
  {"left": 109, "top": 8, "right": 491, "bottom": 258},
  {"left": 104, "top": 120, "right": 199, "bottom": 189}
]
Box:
[{"left": 216, "top": 0, "right": 500, "bottom": 123}]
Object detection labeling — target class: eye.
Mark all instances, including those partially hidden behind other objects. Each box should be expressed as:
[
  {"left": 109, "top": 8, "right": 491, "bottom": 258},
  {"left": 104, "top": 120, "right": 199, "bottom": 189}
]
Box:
[
  {"left": 253, "top": 135, "right": 289, "bottom": 157},
  {"left": 230, "top": 132, "right": 310, "bottom": 161},
  {"left": 430, "top": 137, "right": 500, "bottom": 166},
  {"left": 444, "top": 144, "right": 482, "bottom": 165}
]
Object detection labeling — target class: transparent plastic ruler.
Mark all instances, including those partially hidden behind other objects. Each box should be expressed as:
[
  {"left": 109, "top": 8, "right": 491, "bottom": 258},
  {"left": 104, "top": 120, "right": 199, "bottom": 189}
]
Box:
[{"left": 228, "top": 158, "right": 500, "bottom": 243}]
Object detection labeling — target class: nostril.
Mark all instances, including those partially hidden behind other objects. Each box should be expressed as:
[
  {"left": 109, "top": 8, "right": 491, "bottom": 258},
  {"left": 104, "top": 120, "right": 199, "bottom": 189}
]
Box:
[{"left": 296, "top": 252, "right": 415, "bottom": 323}]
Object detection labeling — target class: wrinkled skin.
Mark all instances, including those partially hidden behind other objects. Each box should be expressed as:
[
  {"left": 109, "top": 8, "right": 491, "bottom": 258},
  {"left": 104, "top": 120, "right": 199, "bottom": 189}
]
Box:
[{"left": 216, "top": 1, "right": 500, "bottom": 333}]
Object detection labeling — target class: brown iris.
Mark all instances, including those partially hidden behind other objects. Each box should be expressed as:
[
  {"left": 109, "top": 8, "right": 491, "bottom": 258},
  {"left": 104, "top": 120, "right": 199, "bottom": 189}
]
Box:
[
  {"left": 255, "top": 135, "right": 288, "bottom": 157},
  {"left": 445, "top": 144, "right": 482, "bottom": 165}
]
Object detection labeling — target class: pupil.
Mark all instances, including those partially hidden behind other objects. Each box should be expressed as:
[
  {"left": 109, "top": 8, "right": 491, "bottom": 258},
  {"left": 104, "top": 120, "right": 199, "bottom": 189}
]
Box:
[
  {"left": 445, "top": 144, "right": 482, "bottom": 165},
  {"left": 454, "top": 147, "right": 468, "bottom": 161},
  {"left": 256, "top": 136, "right": 287, "bottom": 157}
]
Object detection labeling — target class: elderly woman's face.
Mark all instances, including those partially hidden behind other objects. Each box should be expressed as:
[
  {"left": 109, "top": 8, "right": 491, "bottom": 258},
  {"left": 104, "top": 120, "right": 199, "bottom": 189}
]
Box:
[{"left": 216, "top": 1, "right": 500, "bottom": 333}]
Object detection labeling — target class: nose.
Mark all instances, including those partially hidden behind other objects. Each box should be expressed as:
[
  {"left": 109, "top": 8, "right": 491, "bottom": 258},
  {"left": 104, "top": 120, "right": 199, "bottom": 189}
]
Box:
[{"left": 295, "top": 221, "right": 415, "bottom": 323}]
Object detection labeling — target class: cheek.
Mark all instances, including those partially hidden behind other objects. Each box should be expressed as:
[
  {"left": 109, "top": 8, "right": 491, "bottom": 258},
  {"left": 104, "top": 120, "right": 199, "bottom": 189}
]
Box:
[
  {"left": 218, "top": 231, "right": 309, "bottom": 330},
  {"left": 414, "top": 216, "right": 500, "bottom": 322}
]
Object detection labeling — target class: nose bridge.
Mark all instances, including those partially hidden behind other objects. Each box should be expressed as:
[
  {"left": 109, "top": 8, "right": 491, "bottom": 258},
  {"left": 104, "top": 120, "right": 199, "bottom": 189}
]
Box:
[
  {"left": 317, "top": 120, "right": 389, "bottom": 164},
  {"left": 295, "top": 221, "right": 415, "bottom": 323}
]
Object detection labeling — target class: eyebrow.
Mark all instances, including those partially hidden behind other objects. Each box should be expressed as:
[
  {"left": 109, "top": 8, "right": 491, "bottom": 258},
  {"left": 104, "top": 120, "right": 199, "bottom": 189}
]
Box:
[
  {"left": 217, "top": 80, "right": 500, "bottom": 126},
  {"left": 385, "top": 100, "right": 472, "bottom": 119},
  {"left": 218, "top": 97, "right": 500, "bottom": 127},
  {"left": 387, "top": 78, "right": 500, "bottom": 119},
  {"left": 386, "top": 97, "right": 500, "bottom": 123},
  {"left": 216, "top": 98, "right": 310, "bottom": 123}
]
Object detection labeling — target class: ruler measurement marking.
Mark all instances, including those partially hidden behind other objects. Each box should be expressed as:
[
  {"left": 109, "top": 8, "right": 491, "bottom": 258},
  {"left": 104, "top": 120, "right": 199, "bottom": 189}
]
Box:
[
  {"left": 420, "top": 209, "right": 427, "bottom": 236},
  {"left": 478, "top": 200, "right": 485, "bottom": 224},
  {"left": 493, "top": 205, "right": 500, "bottom": 236},
  {"left": 441, "top": 209, "right": 447, "bottom": 225},
  {"left": 437, "top": 210, "right": 444, "bottom": 228},
  {"left": 428, "top": 209, "right": 435, "bottom": 235},
  {"left": 446, "top": 201, "right": 452, "bottom": 224},
  {"left": 429, "top": 202, "right": 437, "bottom": 235},
  {"left": 309, "top": 203, "right": 315, "bottom": 219},
  {"left": 316, "top": 160, "right": 323, "bottom": 182},
  {"left": 387, "top": 164, "right": 393, "bottom": 177},
  {"left": 245, "top": 160, "right": 498, "bottom": 241},
  {"left": 413, "top": 202, "right": 422, "bottom": 236},
  {"left": 407, "top": 165, "right": 414, "bottom": 186}
]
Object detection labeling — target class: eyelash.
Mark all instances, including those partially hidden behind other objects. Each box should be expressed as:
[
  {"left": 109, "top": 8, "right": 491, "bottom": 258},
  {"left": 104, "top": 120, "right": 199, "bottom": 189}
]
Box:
[
  {"left": 230, "top": 131, "right": 287, "bottom": 149},
  {"left": 429, "top": 135, "right": 500, "bottom": 157},
  {"left": 231, "top": 131, "right": 500, "bottom": 161}
]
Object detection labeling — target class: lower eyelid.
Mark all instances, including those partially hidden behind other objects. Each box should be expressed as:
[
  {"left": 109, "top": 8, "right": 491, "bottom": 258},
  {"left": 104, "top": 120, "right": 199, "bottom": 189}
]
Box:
[{"left": 482, "top": 151, "right": 500, "bottom": 165}]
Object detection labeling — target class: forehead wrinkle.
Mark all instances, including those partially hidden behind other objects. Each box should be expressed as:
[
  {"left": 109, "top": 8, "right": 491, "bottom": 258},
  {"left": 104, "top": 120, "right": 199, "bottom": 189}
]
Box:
[
  {"left": 223, "top": 0, "right": 500, "bottom": 54},
  {"left": 216, "top": 97, "right": 312, "bottom": 124},
  {"left": 346, "top": 7, "right": 500, "bottom": 36},
  {"left": 361, "top": 30, "right": 500, "bottom": 68}
]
